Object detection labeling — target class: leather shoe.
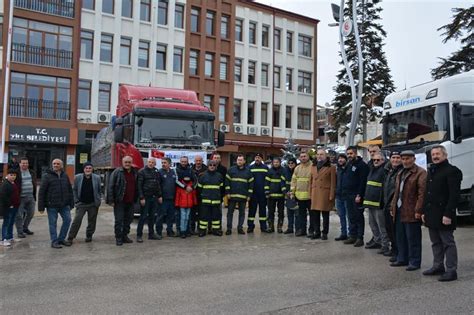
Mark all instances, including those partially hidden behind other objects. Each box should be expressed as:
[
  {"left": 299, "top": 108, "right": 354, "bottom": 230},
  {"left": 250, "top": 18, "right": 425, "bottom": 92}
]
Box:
[
  {"left": 247, "top": 227, "right": 254, "bottom": 233},
  {"left": 353, "top": 239, "right": 364, "bottom": 247},
  {"left": 295, "top": 231, "right": 306, "bottom": 237},
  {"left": 167, "top": 231, "right": 176, "bottom": 237},
  {"left": 390, "top": 261, "right": 408, "bottom": 267},
  {"left": 283, "top": 229, "right": 294, "bottom": 234},
  {"left": 335, "top": 235, "right": 348, "bottom": 241},
  {"left": 365, "top": 242, "right": 382, "bottom": 249},
  {"left": 389, "top": 256, "right": 397, "bottom": 263},
  {"left": 422, "top": 267, "right": 446, "bottom": 276},
  {"left": 122, "top": 236, "right": 133, "bottom": 243},
  {"left": 148, "top": 234, "right": 162, "bottom": 240},
  {"left": 237, "top": 228, "right": 245, "bottom": 235},
  {"left": 85, "top": 237, "right": 92, "bottom": 243},
  {"left": 343, "top": 237, "right": 356, "bottom": 245},
  {"left": 213, "top": 230, "right": 223, "bottom": 236},
  {"left": 406, "top": 265, "right": 420, "bottom": 271},
  {"left": 51, "top": 242, "right": 62, "bottom": 249},
  {"left": 24, "top": 229, "right": 34, "bottom": 235},
  {"left": 116, "top": 238, "right": 123, "bottom": 246},
  {"left": 225, "top": 230, "right": 232, "bottom": 235},
  {"left": 18, "top": 233, "right": 26, "bottom": 238},
  {"left": 438, "top": 271, "right": 457, "bottom": 282},
  {"left": 59, "top": 240, "right": 72, "bottom": 247},
  {"left": 321, "top": 234, "right": 328, "bottom": 240},
  {"left": 365, "top": 238, "right": 375, "bottom": 246}
]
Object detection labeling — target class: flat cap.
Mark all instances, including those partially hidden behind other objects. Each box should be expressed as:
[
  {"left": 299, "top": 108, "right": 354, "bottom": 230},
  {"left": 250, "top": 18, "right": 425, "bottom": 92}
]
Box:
[{"left": 400, "top": 150, "right": 415, "bottom": 157}]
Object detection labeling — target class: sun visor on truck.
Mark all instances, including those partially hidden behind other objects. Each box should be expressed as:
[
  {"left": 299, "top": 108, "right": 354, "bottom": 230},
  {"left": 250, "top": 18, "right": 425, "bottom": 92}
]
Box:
[{"left": 133, "top": 108, "right": 215, "bottom": 120}]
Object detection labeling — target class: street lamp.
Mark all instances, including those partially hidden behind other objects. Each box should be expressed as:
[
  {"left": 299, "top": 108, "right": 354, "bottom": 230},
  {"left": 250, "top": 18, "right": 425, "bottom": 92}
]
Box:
[{"left": 329, "top": 1, "right": 364, "bottom": 147}]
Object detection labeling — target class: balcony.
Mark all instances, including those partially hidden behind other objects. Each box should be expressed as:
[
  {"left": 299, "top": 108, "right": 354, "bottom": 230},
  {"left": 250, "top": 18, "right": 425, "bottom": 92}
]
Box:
[
  {"left": 14, "top": 0, "right": 75, "bottom": 18},
  {"left": 9, "top": 97, "right": 71, "bottom": 120},
  {"left": 12, "top": 43, "right": 73, "bottom": 69}
]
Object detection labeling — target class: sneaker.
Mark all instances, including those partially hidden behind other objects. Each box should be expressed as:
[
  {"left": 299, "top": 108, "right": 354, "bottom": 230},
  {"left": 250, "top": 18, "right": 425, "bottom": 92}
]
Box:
[{"left": 2, "top": 239, "right": 11, "bottom": 247}]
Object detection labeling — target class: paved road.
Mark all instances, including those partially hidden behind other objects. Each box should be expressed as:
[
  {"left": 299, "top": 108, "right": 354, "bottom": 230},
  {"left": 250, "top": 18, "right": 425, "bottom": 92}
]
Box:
[{"left": 1, "top": 207, "right": 473, "bottom": 314}]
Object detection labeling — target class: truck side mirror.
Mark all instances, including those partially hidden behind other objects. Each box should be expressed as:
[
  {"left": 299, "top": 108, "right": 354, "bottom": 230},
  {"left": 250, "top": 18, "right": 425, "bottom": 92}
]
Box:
[
  {"left": 217, "top": 131, "right": 225, "bottom": 147},
  {"left": 114, "top": 125, "right": 124, "bottom": 143}
]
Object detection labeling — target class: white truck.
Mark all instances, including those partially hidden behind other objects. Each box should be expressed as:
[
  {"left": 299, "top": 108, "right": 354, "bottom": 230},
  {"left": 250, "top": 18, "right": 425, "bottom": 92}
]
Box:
[{"left": 382, "top": 70, "right": 474, "bottom": 217}]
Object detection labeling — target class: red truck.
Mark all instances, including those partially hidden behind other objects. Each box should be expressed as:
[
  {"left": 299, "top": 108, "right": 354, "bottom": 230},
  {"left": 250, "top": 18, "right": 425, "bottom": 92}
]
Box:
[{"left": 91, "top": 84, "right": 224, "bottom": 194}]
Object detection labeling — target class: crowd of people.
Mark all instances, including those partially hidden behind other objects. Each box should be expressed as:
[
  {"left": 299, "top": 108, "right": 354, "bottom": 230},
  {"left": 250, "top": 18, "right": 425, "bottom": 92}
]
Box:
[{"left": 0, "top": 145, "right": 462, "bottom": 282}]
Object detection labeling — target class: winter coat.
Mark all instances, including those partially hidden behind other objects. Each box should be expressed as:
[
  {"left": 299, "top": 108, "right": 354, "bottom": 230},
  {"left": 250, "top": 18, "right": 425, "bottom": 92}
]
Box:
[
  {"left": 175, "top": 164, "right": 197, "bottom": 208},
  {"left": 15, "top": 168, "right": 37, "bottom": 200},
  {"left": 192, "top": 164, "right": 208, "bottom": 178},
  {"left": 106, "top": 167, "right": 138, "bottom": 205},
  {"left": 73, "top": 173, "right": 102, "bottom": 207},
  {"left": 310, "top": 160, "right": 336, "bottom": 211},
  {"left": 38, "top": 170, "right": 74, "bottom": 211},
  {"left": 265, "top": 166, "right": 287, "bottom": 199},
  {"left": 335, "top": 164, "right": 347, "bottom": 199},
  {"left": 0, "top": 180, "right": 18, "bottom": 217},
  {"left": 225, "top": 165, "right": 254, "bottom": 201},
  {"left": 137, "top": 166, "right": 162, "bottom": 199},
  {"left": 391, "top": 164, "right": 427, "bottom": 223},
  {"left": 424, "top": 160, "right": 462, "bottom": 230},
  {"left": 250, "top": 162, "right": 269, "bottom": 198},
  {"left": 382, "top": 162, "right": 403, "bottom": 213},
  {"left": 197, "top": 170, "right": 224, "bottom": 205},
  {"left": 158, "top": 168, "right": 177, "bottom": 200},
  {"left": 338, "top": 156, "right": 369, "bottom": 201},
  {"left": 363, "top": 162, "right": 387, "bottom": 209},
  {"left": 290, "top": 162, "right": 312, "bottom": 200}
]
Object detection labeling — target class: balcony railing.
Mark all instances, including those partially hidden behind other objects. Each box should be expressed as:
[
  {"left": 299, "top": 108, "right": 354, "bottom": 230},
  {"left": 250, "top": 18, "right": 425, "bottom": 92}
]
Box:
[
  {"left": 12, "top": 43, "right": 73, "bottom": 69},
  {"left": 14, "top": 0, "right": 75, "bottom": 18},
  {"left": 9, "top": 97, "right": 71, "bottom": 120}
]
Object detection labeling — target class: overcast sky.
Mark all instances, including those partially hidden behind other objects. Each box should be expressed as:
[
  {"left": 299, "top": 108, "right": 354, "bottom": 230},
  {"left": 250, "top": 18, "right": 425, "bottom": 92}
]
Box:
[{"left": 257, "top": 0, "right": 472, "bottom": 105}]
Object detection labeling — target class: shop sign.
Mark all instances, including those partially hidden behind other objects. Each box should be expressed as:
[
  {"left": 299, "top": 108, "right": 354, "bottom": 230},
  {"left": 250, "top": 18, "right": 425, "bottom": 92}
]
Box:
[{"left": 9, "top": 126, "right": 69, "bottom": 144}]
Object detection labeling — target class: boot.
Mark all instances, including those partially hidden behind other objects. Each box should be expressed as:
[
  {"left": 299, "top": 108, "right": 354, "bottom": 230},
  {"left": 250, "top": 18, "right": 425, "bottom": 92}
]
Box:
[
  {"left": 277, "top": 222, "right": 283, "bottom": 233},
  {"left": 247, "top": 226, "right": 254, "bottom": 234},
  {"left": 268, "top": 221, "right": 275, "bottom": 233},
  {"left": 344, "top": 237, "right": 357, "bottom": 245},
  {"left": 212, "top": 229, "right": 223, "bottom": 236},
  {"left": 198, "top": 229, "right": 206, "bottom": 237}
]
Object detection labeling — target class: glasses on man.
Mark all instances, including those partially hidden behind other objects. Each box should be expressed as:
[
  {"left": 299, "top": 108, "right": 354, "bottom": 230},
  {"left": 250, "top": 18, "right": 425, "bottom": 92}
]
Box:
[{"left": 373, "top": 159, "right": 382, "bottom": 162}]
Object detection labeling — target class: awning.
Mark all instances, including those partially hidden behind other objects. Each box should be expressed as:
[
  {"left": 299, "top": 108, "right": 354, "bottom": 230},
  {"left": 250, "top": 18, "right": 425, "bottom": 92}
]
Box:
[{"left": 357, "top": 136, "right": 382, "bottom": 148}]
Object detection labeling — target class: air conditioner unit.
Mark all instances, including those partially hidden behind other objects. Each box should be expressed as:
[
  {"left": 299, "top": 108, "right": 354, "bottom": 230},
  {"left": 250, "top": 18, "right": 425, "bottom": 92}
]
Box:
[
  {"left": 219, "top": 124, "right": 230, "bottom": 133},
  {"left": 97, "top": 113, "right": 111, "bottom": 123},
  {"left": 233, "top": 125, "right": 243, "bottom": 134},
  {"left": 77, "top": 112, "right": 92, "bottom": 123},
  {"left": 247, "top": 126, "right": 257, "bottom": 135},
  {"left": 261, "top": 127, "right": 270, "bottom": 136}
]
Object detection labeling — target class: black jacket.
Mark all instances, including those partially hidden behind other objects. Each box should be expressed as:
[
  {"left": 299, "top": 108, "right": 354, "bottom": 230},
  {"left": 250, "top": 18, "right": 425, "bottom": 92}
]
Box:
[
  {"left": 197, "top": 170, "right": 224, "bottom": 205},
  {"left": 336, "top": 164, "right": 347, "bottom": 199},
  {"left": 15, "top": 168, "right": 37, "bottom": 200},
  {"left": 363, "top": 162, "right": 387, "bottom": 209},
  {"left": 424, "top": 160, "right": 462, "bottom": 230},
  {"left": 106, "top": 167, "right": 138, "bottom": 205},
  {"left": 0, "top": 180, "right": 16, "bottom": 217},
  {"left": 137, "top": 166, "right": 162, "bottom": 199},
  {"left": 38, "top": 170, "right": 74, "bottom": 211},
  {"left": 225, "top": 165, "right": 254, "bottom": 201},
  {"left": 339, "top": 157, "right": 369, "bottom": 198},
  {"left": 265, "top": 166, "right": 287, "bottom": 199},
  {"left": 382, "top": 162, "right": 403, "bottom": 213}
]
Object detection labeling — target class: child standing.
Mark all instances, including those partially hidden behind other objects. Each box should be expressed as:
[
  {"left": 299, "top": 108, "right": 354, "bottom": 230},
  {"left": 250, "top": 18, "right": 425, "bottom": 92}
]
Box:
[{"left": 1, "top": 169, "right": 21, "bottom": 247}]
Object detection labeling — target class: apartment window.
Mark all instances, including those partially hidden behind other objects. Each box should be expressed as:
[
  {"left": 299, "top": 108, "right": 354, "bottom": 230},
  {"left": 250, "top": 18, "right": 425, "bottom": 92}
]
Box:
[
  {"left": 205, "top": 53, "right": 214, "bottom": 77},
  {"left": 220, "top": 56, "right": 228, "bottom": 80},
  {"left": 122, "top": 0, "right": 133, "bottom": 18},
  {"left": 98, "top": 82, "right": 111, "bottom": 112},
  {"left": 248, "top": 101, "right": 255, "bottom": 125},
  {"left": 286, "top": 106, "right": 292, "bottom": 128},
  {"left": 140, "top": 0, "right": 151, "bottom": 21},
  {"left": 203, "top": 95, "right": 213, "bottom": 109},
  {"left": 80, "top": 30, "right": 94, "bottom": 60},
  {"left": 298, "top": 108, "right": 312, "bottom": 130},
  {"left": 298, "top": 71, "right": 312, "bottom": 94},
  {"left": 274, "top": 28, "right": 281, "bottom": 50},
  {"left": 287, "top": 31, "right": 293, "bottom": 53},
  {"left": 234, "top": 59, "right": 242, "bottom": 82},
  {"left": 173, "top": 47, "right": 183, "bottom": 72},
  {"left": 249, "top": 22, "right": 257, "bottom": 45},
  {"left": 120, "top": 37, "right": 132, "bottom": 65},
  {"left": 219, "top": 97, "right": 227, "bottom": 122},
  {"left": 235, "top": 19, "right": 243, "bottom": 41},
  {"left": 262, "top": 25, "right": 269, "bottom": 47},
  {"left": 286, "top": 68, "right": 293, "bottom": 91},
  {"left": 233, "top": 99, "right": 242, "bottom": 123},
  {"left": 100, "top": 33, "right": 113, "bottom": 62},
  {"left": 261, "top": 102, "right": 268, "bottom": 126},
  {"left": 102, "top": 0, "right": 114, "bottom": 14},
  {"left": 137, "top": 40, "right": 149, "bottom": 68},
  {"left": 206, "top": 11, "right": 215, "bottom": 36},
  {"left": 261, "top": 64, "right": 269, "bottom": 87},
  {"left": 158, "top": 0, "right": 168, "bottom": 25},
  {"left": 248, "top": 60, "right": 256, "bottom": 84},
  {"left": 221, "top": 15, "right": 230, "bottom": 39},
  {"left": 273, "top": 104, "right": 281, "bottom": 127},
  {"left": 175, "top": 4, "right": 184, "bottom": 28},
  {"left": 189, "top": 50, "right": 199, "bottom": 75},
  {"left": 274, "top": 66, "right": 281, "bottom": 89},
  {"left": 83, "top": 0, "right": 94, "bottom": 10},
  {"left": 298, "top": 34, "right": 312, "bottom": 57},
  {"left": 78, "top": 80, "right": 92, "bottom": 110},
  {"left": 155, "top": 43, "right": 167, "bottom": 70},
  {"left": 190, "top": 7, "right": 200, "bottom": 32}
]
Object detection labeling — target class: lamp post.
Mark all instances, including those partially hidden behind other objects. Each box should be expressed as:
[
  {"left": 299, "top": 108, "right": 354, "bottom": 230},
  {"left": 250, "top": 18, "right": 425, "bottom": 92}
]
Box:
[{"left": 330, "top": 1, "right": 364, "bottom": 147}]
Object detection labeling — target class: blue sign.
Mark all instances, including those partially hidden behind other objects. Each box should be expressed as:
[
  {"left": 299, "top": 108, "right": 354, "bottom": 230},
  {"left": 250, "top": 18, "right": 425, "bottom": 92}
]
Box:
[{"left": 395, "top": 96, "right": 421, "bottom": 108}]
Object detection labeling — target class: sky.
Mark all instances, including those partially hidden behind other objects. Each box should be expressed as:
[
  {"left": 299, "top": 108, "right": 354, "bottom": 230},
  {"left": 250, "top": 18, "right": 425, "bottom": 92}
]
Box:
[{"left": 257, "top": 0, "right": 472, "bottom": 105}]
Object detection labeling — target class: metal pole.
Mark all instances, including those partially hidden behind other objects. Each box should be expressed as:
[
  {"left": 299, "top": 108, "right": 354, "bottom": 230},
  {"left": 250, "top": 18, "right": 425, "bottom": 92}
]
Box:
[
  {"left": 1, "top": 0, "right": 14, "bottom": 164},
  {"left": 338, "top": 0, "right": 357, "bottom": 147}
]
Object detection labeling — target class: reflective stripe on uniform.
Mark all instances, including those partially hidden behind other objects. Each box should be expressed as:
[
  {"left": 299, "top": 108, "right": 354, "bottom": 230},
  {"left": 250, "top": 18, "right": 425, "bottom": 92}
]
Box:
[
  {"left": 259, "top": 217, "right": 267, "bottom": 221},
  {"left": 295, "top": 191, "right": 310, "bottom": 199},
  {"left": 230, "top": 178, "right": 249, "bottom": 183},
  {"left": 230, "top": 194, "right": 247, "bottom": 199},
  {"left": 367, "top": 181, "right": 382, "bottom": 187},
  {"left": 295, "top": 177, "right": 310, "bottom": 182},
  {"left": 251, "top": 169, "right": 268, "bottom": 172},
  {"left": 203, "top": 185, "right": 221, "bottom": 189},
  {"left": 363, "top": 200, "right": 381, "bottom": 207},
  {"left": 270, "top": 193, "right": 284, "bottom": 197},
  {"left": 202, "top": 199, "right": 221, "bottom": 205},
  {"left": 266, "top": 178, "right": 282, "bottom": 183},
  {"left": 248, "top": 217, "right": 255, "bottom": 221}
]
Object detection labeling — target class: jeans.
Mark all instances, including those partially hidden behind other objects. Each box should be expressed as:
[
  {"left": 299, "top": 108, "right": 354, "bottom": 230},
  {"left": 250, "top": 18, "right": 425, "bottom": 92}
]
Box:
[
  {"left": 395, "top": 209, "right": 422, "bottom": 267},
  {"left": 47, "top": 206, "right": 72, "bottom": 244},
  {"left": 113, "top": 202, "right": 134, "bottom": 239},
  {"left": 429, "top": 228, "right": 457, "bottom": 272},
  {"left": 156, "top": 199, "right": 176, "bottom": 235},
  {"left": 2, "top": 207, "right": 18, "bottom": 240},
  {"left": 180, "top": 208, "right": 191, "bottom": 233},
  {"left": 227, "top": 200, "right": 246, "bottom": 230},
  {"left": 15, "top": 195, "right": 35, "bottom": 234},
  {"left": 296, "top": 199, "right": 311, "bottom": 234},
  {"left": 368, "top": 208, "right": 389, "bottom": 248},
  {"left": 345, "top": 194, "right": 364, "bottom": 239},
  {"left": 336, "top": 198, "right": 348, "bottom": 237},
  {"left": 309, "top": 210, "right": 330, "bottom": 235},
  {"left": 137, "top": 197, "right": 158, "bottom": 237},
  {"left": 68, "top": 203, "right": 98, "bottom": 240},
  {"left": 248, "top": 196, "right": 267, "bottom": 229}
]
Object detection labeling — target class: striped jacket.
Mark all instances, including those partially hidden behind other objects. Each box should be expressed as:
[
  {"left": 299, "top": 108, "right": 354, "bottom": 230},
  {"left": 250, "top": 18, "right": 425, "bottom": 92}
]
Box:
[
  {"left": 225, "top": 165, "right": 254, "bottom": 201},
  {"left": 290, "top": 162, "right": 312, "bottom": 200},
  {"left": 363, "top": 162, "right": 387, "bottom": 209},
  {"left": 197, "top": 170, "right": 224, "bottom": 205},
  {"left": 265, "top": 166, "right": 287, "bottom": 199}
]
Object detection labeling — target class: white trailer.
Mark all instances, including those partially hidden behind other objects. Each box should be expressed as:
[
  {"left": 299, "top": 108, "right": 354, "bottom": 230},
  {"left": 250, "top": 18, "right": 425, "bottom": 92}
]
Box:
[{"left": 382, "top": 70, "right": 474, "bottom": 216}]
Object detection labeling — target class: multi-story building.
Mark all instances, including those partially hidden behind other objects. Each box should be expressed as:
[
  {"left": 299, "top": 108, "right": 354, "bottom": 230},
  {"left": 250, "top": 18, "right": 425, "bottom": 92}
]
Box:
[{"left": 0, "top": 0, "right": 81, "bottom": 179}]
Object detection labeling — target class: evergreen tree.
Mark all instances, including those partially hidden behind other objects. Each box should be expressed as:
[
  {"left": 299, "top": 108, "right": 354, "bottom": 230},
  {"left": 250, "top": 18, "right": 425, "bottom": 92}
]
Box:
[
  {"left": 280, "top": 138, "right": 299, "bottom": 161},
  {"left": 331, "top": 0, "right": 395, "bottom": 137},
  {"left": 431, "top": 7, "right": 473, "bottom": 79}
]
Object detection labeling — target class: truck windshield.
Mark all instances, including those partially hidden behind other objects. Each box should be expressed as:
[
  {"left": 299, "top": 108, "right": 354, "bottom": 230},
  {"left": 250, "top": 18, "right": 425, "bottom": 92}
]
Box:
[
  {"left": 135, "top": 116, "right": 214, "bottom": 145},
  {"left": 383, "top": 103, "right": 449, "bottom": 146}
]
